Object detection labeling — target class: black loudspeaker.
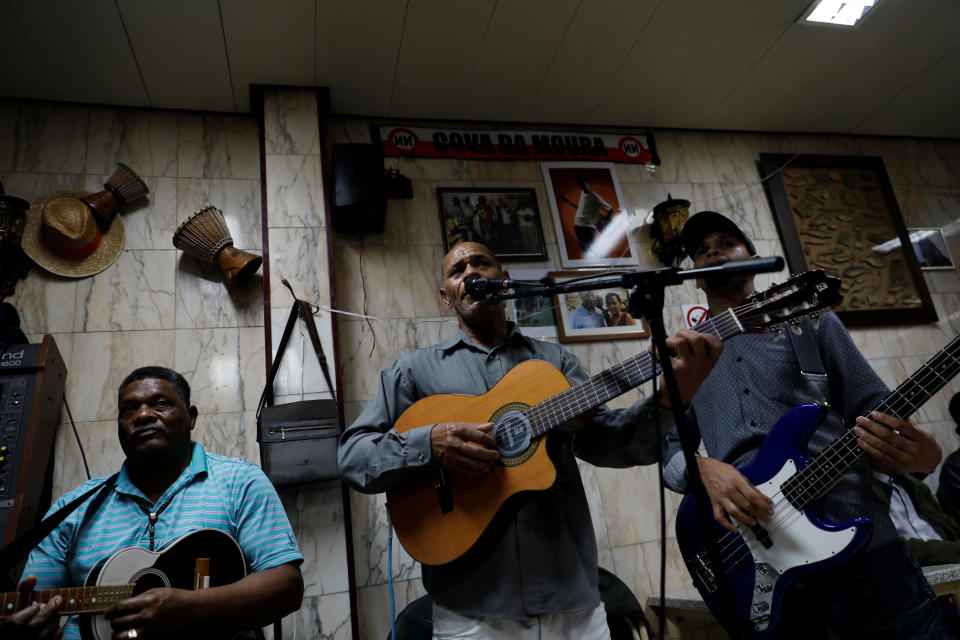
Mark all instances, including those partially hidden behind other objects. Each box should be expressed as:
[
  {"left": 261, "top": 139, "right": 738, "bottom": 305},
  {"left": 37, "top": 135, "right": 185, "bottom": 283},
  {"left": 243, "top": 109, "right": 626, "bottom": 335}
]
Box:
[{"left": 331, "top": 143, "right": 387, "bottom": 233}]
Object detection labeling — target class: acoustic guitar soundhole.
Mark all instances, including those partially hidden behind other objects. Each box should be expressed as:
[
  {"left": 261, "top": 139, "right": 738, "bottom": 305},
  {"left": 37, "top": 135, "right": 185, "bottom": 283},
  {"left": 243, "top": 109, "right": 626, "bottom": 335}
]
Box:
[{"left": 493, "top": 410, "right": 532, "bottom": 459}]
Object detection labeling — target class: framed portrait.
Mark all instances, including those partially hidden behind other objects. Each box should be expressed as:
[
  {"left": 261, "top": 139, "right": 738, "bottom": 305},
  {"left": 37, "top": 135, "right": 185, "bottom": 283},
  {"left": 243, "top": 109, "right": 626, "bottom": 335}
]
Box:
[
  {"left": 504, "top": 268, "right": 557, "bottom": 339},
  {"left": 909, "top": 228, "right": 955, "bottom": 271},
  {"left": 759, "top": 153, "right": 937, "bottom": 327},
  {"left": 436, "top": 187, "right": 547, "bottom": 261},
  {"left": 548, "top": 271, "right": 649, "bottom": 343},
  {"left": 540, "top": 162, "right": 636, "bottom": 268}
]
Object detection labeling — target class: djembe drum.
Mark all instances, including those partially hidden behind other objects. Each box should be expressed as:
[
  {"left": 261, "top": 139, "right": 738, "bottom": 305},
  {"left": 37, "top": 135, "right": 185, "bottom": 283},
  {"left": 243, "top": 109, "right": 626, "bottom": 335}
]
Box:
[
  {"left": 173, "top": 206, "right": 262, "bottom": 288},
  {"left": 80, "top": 163, "right": 149, "bottom": 227}
]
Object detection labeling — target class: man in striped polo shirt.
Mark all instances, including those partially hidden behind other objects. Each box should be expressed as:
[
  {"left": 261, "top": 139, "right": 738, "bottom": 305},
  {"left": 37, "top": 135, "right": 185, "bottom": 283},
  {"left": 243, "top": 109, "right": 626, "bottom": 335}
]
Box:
[{"left": 5, "top": 366, "right": 304, "bottom": 640}]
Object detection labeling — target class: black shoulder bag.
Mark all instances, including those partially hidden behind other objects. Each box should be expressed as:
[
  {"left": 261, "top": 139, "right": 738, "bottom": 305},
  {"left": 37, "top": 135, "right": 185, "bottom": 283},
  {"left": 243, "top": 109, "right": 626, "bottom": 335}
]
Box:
[{"left": 256, "top": 298, "right": 341, "bottom": 489}]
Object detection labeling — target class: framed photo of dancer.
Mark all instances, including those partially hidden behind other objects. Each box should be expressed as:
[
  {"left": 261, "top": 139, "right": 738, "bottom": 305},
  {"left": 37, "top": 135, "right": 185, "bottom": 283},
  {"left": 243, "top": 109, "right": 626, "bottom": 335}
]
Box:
[
  {"left": 548, "top": 271, "right": 649, "bottom": 343},
  {"left": 436, "top": 187, "right": 547, "bottom": 261},
  {"left": 540, "top": 162, "right": 636, "bottom": 268},
  {"left": 760, "top": 153, "right": 937, "bottom": 327},
  {"left": 909, "top": 228, "right": 955, "bottom": 271}
]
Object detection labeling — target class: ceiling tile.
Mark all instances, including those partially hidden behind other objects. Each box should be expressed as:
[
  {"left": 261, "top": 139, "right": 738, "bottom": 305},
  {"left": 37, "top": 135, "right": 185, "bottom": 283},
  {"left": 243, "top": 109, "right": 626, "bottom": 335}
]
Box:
[
  {"left": 709, "top": 0, "right": 957, "bottom": 133},
  {"left": 221, "top": 0, "right": 315, "bottom": 113},
  {"left": 458, "top": 0, "right": 579, "bottom": 122},
  {"left": 388, "top": 0, "right": 497, "bottom": 119},
  {"left": 8, "top": 0, "right": 147, "bottom": 107},
  {"left": 524, "top": 0, "right": 661, "bottom": 124},
  {"left": 118, "top": 0, "right": 234, "bottom": 112},
  {"left": 315, "top": 0, "right": 407, "bottom": 116},
  {"left": 856, "top": 42, "right": 960, "bottom": 138},
  {"left": 0, "top": 1, "right": 57, "bottom": 101}
]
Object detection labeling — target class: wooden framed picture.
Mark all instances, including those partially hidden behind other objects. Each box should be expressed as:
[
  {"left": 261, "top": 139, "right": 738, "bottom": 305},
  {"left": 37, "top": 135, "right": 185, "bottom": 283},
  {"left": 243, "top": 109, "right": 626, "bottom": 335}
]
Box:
[
  {"left": 759, "top": 153, "right": 937, "bottom": 326},
  {"left": 909, "top": 228, "right": 955, "bottom": 270},
  {"left": 540, "top": 162, "right": 636, "bottom": 268},
  {"left": 436, "top": 187, "right": 547, "bottom": 261},
  {"left": 548, "top": 271, "right": 649, "bottom": 343}
]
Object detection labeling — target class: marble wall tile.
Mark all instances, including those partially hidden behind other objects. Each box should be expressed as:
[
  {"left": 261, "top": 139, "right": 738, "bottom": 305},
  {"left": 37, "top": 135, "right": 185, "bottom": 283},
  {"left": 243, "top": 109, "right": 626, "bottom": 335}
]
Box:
[
  {"left": 410, "top": 244, "right": 456, "bottom": 319},
  {"left": 348, "top": 490, "right": 419, "bottom": 588},
  {"left": 597, "top": 464, "right": 683, "bottom": 547},
  {"left": 651, "top": 130, "right": 720, "bottom": 184},
  {"left": 356, "top": 581, "right": 427, "bottom": 640},
  {"left": 177, "top": 113, "right": 260, "bottom": 180},
  {"left": 7, "top": 270, "right": 77, "bottom": 334},
  {"left": 577, "top": 461, "right": 611, "bottom": 553},
  {"left": 609, "top": 543, "right": 652, "bottom": 611},
  {"left": 267, "top": 227, "right": 331, "bottom": 309},
  {"left": 640, "top": 537, "right": 700, "bottom": 601},
  {"left": 282, "top": 592, "right": 353, "bottom": 640},
  {"left": 172, "top": 328, "right": 264, "bottom": 415},
  {"left": 0, "top": 171, "right": 85, "bottom": 203},
  {"left": 176, "top": 178, "right": 263, "bottom": 250},
  {"left": 14, "top": 103, "right": 88, "bottom": 174},
  {"left": 192, "top": 411, "right": 259, "bottom": 464},
  {"left": 74, "top": 250, "right": 176, "bottom": 331},
  {"left": 264, "top": 88, "right": 319, "bottom": 156},
  {"left": 67, "top": 330, "right": 176, "bottom": 422},
  {"left": 56, "top": 420, "right": 126, "bottom": 499},
  {"left": 465, "top": 159, "right": 543, "bottom": 184},
  {"left": 334, "top": 244, "right": 417, "bottom": 319},
  {"left": 283, "top": 484, "right": 349, "bottom": 597},
  {"left": 265, "top": 154, "right": 325, "bottom": 228},
  {"left": 0, "top": 101, "right": 17, "bottom": 171},
  {"left": 175, "top": 253, "right": 264, "bottom": 329},
  {"left": 85, "top": 107, "right": 178, "bottom": 177}
]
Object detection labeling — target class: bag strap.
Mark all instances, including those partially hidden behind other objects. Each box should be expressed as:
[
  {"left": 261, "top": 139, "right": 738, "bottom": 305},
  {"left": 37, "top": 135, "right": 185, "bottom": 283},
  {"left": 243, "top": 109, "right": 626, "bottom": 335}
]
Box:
[
  {"left": 257, "top": 298, "right": 336, "bottom": 417},
  {"left": 0, "top": 472, "right": 118, "bottom": 580},
  {"left": 787, "top": 318, "right": 831, "bottom": 407}
]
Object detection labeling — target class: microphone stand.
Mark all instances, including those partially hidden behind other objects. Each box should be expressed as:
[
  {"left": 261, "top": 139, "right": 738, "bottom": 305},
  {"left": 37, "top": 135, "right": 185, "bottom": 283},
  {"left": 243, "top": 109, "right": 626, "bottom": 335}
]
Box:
[{"left": 497, "top": 257, "right": 783, "bottom": 639}]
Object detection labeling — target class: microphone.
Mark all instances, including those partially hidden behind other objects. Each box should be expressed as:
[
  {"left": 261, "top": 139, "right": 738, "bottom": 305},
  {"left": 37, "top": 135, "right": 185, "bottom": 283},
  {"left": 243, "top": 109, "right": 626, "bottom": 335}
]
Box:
[{"left": 464, "top": 275, "right": 514, "bottom": 297}]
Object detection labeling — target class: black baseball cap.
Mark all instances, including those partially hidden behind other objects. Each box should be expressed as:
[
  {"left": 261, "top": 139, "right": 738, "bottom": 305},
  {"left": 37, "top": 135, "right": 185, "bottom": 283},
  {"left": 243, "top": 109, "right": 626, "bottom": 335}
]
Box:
[{"left": 681, "top": 211, "right": 757, "bottom": 259}]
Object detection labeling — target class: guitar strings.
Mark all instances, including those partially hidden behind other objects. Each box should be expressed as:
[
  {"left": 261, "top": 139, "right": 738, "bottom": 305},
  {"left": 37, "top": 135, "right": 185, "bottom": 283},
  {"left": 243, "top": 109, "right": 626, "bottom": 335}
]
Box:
[{"left": 704, "top": 338, "right": 960, "bottom": 575}]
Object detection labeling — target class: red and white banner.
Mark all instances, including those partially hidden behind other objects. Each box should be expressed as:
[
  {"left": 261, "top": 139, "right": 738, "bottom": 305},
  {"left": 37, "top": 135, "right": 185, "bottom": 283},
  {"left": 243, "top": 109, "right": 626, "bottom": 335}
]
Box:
[{"left": 379, "top": 126, "right": 658, "bottom": 165}]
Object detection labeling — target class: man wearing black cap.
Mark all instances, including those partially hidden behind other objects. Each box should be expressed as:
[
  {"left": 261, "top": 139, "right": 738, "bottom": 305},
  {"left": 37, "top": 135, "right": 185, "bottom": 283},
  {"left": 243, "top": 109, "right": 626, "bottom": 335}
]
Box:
[{"left": 663, "top": 211, "right": 951, "bottom": 638}]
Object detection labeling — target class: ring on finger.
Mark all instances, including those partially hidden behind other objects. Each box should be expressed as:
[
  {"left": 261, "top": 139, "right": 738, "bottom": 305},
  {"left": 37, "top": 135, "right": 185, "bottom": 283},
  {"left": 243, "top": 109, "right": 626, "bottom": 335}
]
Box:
[{"left": 127, "top": 630, "right": 139, "bottom": 639}]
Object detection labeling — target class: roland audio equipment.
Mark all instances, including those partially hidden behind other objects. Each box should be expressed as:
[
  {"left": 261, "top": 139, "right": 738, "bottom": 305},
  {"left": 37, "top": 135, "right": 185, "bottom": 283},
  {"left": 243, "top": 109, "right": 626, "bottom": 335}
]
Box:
[{"left": 0, "top": 335, "right": 66, "bottom": 552}]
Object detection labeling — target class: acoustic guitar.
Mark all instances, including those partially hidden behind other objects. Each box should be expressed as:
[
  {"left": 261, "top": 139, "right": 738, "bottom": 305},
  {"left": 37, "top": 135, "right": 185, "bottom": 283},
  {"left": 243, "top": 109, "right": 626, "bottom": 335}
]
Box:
[
  {"left": 0, "top": 528, "right": 246, "bottom": 640},
  {"left": 387, "top": 270, "right": 843, "bottom": 565}
]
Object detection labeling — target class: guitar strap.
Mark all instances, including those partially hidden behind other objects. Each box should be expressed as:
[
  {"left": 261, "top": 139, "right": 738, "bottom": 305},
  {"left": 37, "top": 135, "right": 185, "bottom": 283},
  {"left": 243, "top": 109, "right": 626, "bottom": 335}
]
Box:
[
  {"left": 786, "top": 318, "right": 831, "bottom": 407},
  {"left": 0, "top": 472, "right": 118, "bottom": 587}
]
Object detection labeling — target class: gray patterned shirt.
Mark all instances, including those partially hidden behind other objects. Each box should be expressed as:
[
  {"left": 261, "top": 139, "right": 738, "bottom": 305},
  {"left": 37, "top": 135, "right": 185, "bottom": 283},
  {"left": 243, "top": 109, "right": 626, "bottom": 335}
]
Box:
[
  {"left": 664, "top": 311, "right": 898, "bottom": 550},
  {"left": 338, "top": 323, "right": 665, "bottom": 619}
]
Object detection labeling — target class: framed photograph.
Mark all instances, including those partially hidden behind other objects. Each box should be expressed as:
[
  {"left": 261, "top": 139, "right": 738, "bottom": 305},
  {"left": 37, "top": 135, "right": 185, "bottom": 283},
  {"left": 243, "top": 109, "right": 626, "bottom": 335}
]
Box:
[
  {"left": 504, "top": 268, "right": 557, "bottom": 339},
  {"left": 909, "top": 228, "right": 955, "bottom": 270},
  {"left": 548, "top": 271, "right": 649, "bottom": 343},
  {"left": 759, "top": 153, "right": 937, "bottom": 327},
  {"left": 436, "top": 187, "right": 547, "bottom": 261},
  {"left": 540, "top": 162, "right": 636, "bottom": 268}
]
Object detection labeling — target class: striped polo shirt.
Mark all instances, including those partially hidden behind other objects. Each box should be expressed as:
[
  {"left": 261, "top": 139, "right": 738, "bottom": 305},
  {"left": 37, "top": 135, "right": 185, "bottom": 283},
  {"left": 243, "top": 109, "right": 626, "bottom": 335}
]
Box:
[{"left": 22, "top": 442, "right": 303, "bottom": 639}]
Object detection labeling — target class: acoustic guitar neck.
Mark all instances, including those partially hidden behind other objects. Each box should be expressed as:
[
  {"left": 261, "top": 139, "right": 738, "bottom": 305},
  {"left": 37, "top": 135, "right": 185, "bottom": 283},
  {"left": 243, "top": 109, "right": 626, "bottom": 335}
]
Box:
[{"left": 0, "top": 583, "right": 135, "bottom": 619}]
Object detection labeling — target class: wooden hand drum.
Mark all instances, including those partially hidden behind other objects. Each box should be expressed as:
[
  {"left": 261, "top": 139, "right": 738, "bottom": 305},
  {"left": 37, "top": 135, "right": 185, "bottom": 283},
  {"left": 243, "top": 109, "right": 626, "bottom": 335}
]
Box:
[{"left": 173, "top": 206, "right": 262, "bottom": 288}]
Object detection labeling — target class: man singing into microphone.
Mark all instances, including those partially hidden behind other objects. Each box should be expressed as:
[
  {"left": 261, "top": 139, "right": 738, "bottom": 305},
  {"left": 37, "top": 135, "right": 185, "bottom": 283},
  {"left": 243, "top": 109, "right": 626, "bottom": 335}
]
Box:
[{"left": 338, "top": 242, "right": 723, "bottom": 639}]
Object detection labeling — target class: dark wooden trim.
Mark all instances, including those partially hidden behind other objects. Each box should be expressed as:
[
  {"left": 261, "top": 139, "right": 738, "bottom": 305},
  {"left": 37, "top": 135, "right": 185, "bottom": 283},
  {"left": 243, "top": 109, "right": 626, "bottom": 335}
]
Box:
[{"left": 759, "top": 153, "right": 937, "bottom": 327}]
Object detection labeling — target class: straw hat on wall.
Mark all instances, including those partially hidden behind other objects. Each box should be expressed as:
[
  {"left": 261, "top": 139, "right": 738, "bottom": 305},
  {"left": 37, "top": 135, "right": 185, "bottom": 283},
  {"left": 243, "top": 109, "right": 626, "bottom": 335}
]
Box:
[{"left": 21, "top": 191, "right": 125, "bottom": 278}]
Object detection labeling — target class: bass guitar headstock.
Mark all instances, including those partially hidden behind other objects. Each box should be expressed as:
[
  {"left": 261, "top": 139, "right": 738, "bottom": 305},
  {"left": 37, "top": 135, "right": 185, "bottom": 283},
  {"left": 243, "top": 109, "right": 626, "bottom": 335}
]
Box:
[{"left": 736, "top": 270, "right": 843, "bottom": 333}]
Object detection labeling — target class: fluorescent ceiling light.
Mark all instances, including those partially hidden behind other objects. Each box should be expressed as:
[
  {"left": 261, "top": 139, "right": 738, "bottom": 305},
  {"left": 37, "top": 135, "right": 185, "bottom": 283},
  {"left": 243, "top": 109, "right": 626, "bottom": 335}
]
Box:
[{"left": 801, "top": 0, "right": 881, "bottom": 28}]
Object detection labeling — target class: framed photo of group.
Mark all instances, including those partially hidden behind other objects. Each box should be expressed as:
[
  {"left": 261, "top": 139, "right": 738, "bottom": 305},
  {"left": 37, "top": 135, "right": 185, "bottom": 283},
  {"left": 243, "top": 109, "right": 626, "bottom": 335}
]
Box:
[
  {"left": 547, "top": 271, "right": 649, "bottom": 343},
  {"left": 436, "top": 187, "right": 547, "bottom": 261},
  {"left": 759, "top": 153, "right": 937, "bottom": 326}
]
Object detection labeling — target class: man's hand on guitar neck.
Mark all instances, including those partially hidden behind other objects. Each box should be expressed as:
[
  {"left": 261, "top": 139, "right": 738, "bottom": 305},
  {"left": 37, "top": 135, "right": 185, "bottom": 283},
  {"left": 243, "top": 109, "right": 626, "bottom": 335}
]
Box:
[
  {"left": 430, "top": 422, "right": 500, "bottom": 478},
  {"left": 1, "top": 575, "right": 63, "bottom": 640},
  {"left": 655, "top": 330, "right": 724, "bottom": 409},
  {"left": 696, "top": 458, "right": 774, "bottom": 533},
  {"left": 854, "top": 411, "right": 942, "bottom": 474}
]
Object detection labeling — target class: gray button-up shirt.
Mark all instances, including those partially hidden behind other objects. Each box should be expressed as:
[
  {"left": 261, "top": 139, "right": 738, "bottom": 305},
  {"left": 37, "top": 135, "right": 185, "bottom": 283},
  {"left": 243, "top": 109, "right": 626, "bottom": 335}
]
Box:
[
  {"left": 664, "top": 311, "right": 898, "bottom": 550},
  {"left": 338, "top": 323, "right": 665, "bottom": 619}
]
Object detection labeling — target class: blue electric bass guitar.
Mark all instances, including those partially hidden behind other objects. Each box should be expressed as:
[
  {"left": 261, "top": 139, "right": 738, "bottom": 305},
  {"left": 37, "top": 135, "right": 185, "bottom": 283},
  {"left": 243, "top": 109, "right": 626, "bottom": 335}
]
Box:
[{"left": 676, "top": 333, "right": 960, "bottom": 638}]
